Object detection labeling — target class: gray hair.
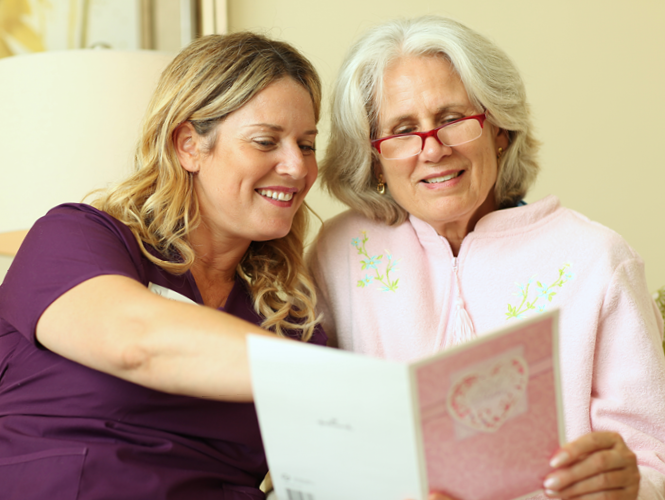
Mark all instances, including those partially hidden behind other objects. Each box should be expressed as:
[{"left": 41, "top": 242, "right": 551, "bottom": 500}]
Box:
[{"left": 320, "top": 15, "right": 540, "bottom": 224}]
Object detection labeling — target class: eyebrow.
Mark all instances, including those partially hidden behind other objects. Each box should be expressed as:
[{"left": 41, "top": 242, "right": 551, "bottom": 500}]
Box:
[
  {"left": 247, "top": 123, "right": 318, "bottom": 135},
  {"left": 383, "top": 104, "right": 471, "bottom": 130}
]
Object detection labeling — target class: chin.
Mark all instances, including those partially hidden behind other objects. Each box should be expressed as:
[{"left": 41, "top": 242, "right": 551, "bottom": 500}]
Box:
[{"left": 253, "top": 227, "right": 292, "bottom": 242}]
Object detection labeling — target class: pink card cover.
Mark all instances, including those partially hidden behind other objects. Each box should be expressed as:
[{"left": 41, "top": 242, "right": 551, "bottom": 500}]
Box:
[{"left": 414, "top": 315, "right": 560, "bottom": 500}]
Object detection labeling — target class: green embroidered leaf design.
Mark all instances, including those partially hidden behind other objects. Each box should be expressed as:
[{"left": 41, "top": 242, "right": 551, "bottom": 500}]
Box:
[
  {"left": 506, "top": 264, "right": 574, "bottom": 319},
  {"left": 351, "top": 231, "right": 400, "bottom": 293}
]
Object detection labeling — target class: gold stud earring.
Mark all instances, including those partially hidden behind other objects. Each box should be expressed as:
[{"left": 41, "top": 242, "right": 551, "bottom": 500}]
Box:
[
  {"left": 497, "top": 147, "right": 504, "bottom": 160},
  {"left": 376, "top": 174, "right": 386, "bottom": 195}
]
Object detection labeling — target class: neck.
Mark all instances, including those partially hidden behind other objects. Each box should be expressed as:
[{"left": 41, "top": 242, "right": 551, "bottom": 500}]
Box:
[
  {"left": 434, "top": 192, "right": 498, "bottom": 257},
  {"left": 187, "top": 222, "right": 251, "bottom": 309},
  {"left": 190, "top": 223, "right": 250, "bottom": 273}
]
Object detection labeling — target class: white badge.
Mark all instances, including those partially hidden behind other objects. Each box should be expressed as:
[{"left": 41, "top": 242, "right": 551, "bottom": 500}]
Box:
[{"left": 148, "top": 282, "right": 198, "bottom": 305}]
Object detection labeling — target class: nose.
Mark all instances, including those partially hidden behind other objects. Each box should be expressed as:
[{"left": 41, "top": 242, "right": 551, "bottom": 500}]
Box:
[
  {"left": 275, "top": 144, "right": 311, "bottom": 179},
  {"left": 420, "top": 134, "right": 452, "bottom": 162}
]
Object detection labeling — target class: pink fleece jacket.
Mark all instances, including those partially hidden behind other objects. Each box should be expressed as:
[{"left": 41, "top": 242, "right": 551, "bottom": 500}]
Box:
[{"left": 308, "top": 195, "right": 665, "bottom": 499}]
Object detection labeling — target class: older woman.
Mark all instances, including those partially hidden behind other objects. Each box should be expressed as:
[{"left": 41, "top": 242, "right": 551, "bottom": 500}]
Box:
[
  {"left": 308, "top": 16, "right": 665, "bottom": 500},
  {"left": 0, "top": 32, "right": 325, "bottom": 499}
]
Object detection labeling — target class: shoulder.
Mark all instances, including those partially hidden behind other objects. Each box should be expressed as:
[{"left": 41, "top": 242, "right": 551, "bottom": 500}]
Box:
[
  {"left": 308, "top": 209, "right": 423, "bottom": 297},
  {"left": 313, "top": 209, "right": 414, "bottom": 253},
  {"left": 483, "top": 196, "right": 640, "bottom": 263},
  {"left": 40, "top": 203, "right": 135, "bottom": 241},
  {"left": 309, "top": 210, "right": 420, "bottom": 281},
  {"left": 0, "top": 204, "right": 147, "bottom": 343},
  {"left": 554, "top": 204, "right": 640, "bottom": 264},
  {"left": 15, "top": 202, "right": 149, "bottom": 284},
  {"left": 316, "top": 210, "right": 377, "bottom": 241},
  {"left": 25, "top": 202, "right": 147, "bottom": 267}
]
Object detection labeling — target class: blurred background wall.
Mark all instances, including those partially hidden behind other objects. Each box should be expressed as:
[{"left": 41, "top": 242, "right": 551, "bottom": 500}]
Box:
[
  {"left": 1, "top": 0, "right": 663, "bottom": 292},
  {"left": 225, "top": 0, "right": 665, "bottom": 292}
]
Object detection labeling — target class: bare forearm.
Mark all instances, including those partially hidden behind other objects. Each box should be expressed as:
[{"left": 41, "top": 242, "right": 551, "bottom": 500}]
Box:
[
  {"left": 119, "top": 301, "right": 274, "bottom": 401},
  {"left": 37, "top": 275, "right": 275, "bottom": 401}
]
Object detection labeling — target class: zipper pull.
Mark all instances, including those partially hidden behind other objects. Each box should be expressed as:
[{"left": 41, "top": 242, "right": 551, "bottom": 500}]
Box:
[{"left": 443, "top": 257, "right": 476, "bottom": 349}]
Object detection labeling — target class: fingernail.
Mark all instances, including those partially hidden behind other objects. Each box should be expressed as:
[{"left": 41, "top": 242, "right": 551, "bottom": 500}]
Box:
[
  {"left": 545, "top": 489, "right": 558, "bottom": 497},
  {"left": 549, "top": 451, "right": 569, "bottom": 468},
  {"left": 544, "top": 477, "right": 560, "bottom": 490}
]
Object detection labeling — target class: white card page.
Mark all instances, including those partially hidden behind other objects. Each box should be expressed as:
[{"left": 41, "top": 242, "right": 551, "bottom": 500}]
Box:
[{"left": 248, "top": 336, "right": 428, "bottom": 500}]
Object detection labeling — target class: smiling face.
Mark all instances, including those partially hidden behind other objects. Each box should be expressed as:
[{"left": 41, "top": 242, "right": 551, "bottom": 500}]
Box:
[
  {"left": 176, "top": 77, "right": 318, "bottom": 246},
  {"left": 376, "top": 55, "right": 507, "bottom": 241}
]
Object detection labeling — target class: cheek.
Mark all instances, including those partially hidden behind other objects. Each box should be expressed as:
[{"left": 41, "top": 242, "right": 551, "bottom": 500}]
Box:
[
  {"left": 304, "top": 161, "right": 318, "bottom": 192},
  {"left": 485, "top": 154, "right": 500, "bottom": 186},
  {"left": 379, "top": 158, "right": 405, "bottom": 183},
  {"left": 381, "top": 161, "right": 416, "bottom": 196},
  {"left": 470, "top": 143, "right": 499, "bottom": 183}
]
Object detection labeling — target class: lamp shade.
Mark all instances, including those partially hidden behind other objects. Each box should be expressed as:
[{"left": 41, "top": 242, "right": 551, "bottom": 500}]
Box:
[{"left": 0, "top": 49, "right": 175, "bottom": 255}]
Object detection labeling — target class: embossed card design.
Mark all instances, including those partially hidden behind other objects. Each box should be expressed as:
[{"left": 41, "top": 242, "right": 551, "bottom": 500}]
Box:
[{"left": 413, "top": 314, "right": 562, "bottom": 500}]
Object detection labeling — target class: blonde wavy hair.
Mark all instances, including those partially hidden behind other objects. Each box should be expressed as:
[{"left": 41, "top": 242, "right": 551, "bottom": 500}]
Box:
[
  {"left": 321, "top": 15, "right": 540, "bottom": 225},
  {"left": 92, "top": 32, "right": 322, "bottom": 341}
]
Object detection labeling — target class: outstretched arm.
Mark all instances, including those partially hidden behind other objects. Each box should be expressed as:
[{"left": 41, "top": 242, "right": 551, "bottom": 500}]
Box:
[{"left": 37, "top": 274, "right": 275, "bottom": 402}]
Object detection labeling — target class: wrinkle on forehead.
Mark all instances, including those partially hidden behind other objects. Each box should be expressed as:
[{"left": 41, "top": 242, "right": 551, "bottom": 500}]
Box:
[{"left": 377, "top": 55, "right": 472, "bottom": 135}]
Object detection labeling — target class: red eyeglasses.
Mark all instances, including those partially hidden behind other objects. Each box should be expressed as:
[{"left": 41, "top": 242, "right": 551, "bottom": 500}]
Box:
[{"left": 371, "top": 113, "right": 486, "bottom": 160}]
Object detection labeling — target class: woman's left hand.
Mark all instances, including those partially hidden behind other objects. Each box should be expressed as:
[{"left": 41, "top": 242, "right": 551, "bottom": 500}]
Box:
[{"left": 543, "top": 431, "right": 640, "bottom": 499}]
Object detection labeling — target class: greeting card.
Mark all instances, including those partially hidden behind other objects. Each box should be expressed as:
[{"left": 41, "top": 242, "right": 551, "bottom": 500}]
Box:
[{"left": 249, "top": 310, "right": 564, "bottom": 500}]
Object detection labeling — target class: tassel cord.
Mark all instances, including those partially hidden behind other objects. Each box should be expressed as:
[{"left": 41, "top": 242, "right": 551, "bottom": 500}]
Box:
[{"left": 440, "top": 257, "right": 476, "bottom": 350}]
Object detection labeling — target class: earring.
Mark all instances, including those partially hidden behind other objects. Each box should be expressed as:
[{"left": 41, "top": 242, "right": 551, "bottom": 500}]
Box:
[
  {"left": 376, "top": 174, "right": 386, "bottom": 195},
  {"left": 497, "top": 147, "right": 504, "bottom": 160}
]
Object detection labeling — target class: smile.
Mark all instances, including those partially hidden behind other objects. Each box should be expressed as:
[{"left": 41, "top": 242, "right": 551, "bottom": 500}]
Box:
[
  {"left": 423, "top": 171, "right": 462, "bottom": 184},
  {"left": 257, "top": 189, "right": 294, "bottom": 201}
]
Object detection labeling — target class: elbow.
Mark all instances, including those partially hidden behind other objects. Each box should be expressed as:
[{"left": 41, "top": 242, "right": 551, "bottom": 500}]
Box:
[
  {"left": 117, "top": 342, "right": 152, "bottom": 374},
  {"left": 108, "top": 322, "right": 155, "bottom": 380},
  {"left": 109, "top": 316, "right": 158, "bottom": 378}
]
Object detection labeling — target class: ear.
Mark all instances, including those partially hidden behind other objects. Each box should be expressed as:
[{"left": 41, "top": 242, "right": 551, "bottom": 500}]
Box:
[
  {"left": 173, "top": 121, "right": 202, "bottom": 173},
  {"left": 373, "top": 160, "right": 384, "bottom": 180},
  {"left": 494, "top": 126, "right": 510, "bottom": 152}
]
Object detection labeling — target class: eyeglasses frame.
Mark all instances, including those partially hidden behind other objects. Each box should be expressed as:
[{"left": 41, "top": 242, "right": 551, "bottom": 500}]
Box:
[{"left": 371, "top": 113, "right": 487, "bottom": 159}]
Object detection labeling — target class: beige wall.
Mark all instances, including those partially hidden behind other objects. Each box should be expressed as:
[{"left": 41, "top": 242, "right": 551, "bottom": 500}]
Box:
[{"left": 228, "top": 0, "right": 665, "bottom": 292}]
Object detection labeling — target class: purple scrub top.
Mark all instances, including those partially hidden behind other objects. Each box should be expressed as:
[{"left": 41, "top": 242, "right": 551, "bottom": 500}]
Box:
[{"left": 0, "top": 203, "right": 326, "bottom": 500}]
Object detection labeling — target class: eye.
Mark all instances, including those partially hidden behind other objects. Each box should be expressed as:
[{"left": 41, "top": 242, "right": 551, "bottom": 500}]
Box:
[
  {"left": 394, "top": 126, "right": 416, "bottom": 136},
  {"left": 299, "top": 143, "right": 316, "bottom": 155},
  {"left": 441, "top": 115, "right": 463, "bottom": 125},
  {"left": 253, "top": 138, "right": 277, "bottom": 149}
]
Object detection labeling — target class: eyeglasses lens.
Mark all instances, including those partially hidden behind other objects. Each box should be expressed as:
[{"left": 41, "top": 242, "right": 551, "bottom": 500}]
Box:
[{"left": 380, "top": 119, "right": 483, "bottom": 160}]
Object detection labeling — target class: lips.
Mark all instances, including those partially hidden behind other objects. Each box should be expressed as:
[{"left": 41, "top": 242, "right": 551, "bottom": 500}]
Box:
[
  {"left": 423, "top": 171, "right": 463, "bottom": 184},
  {"left": 256, "top": 188, "right": 295, "bottom": 201}
]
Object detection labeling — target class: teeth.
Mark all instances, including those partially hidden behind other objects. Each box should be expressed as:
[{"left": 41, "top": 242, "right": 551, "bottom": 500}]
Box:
[
  {"left": 425, "top": 172, "right": 461, "bottom": 184},
  {"left": 258, "top": 189, "right": 294, "bottom": 201}
]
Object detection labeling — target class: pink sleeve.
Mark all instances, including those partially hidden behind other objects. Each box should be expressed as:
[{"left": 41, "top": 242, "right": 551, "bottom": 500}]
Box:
[{"left": 592, "top": 257, "right": 665, "bottom": 498}]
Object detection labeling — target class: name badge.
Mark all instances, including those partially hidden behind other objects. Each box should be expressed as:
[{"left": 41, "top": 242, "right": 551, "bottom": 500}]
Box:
[{"left": 148, "top": 282, "right": 198, "bottom": 305}]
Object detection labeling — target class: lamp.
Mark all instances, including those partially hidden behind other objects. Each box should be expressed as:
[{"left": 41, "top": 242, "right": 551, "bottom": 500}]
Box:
[{"left": 0, "top": 49, "right": 174, "bottom": 268}]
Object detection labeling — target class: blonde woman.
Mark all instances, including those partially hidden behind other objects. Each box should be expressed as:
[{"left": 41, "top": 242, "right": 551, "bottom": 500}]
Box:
[{"left": 0, "top": 32, "right": 325, "bottom": 499}]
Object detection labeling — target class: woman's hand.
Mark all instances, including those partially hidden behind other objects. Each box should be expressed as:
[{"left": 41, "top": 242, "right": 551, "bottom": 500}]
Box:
[
  {"left": 543, "top": 431, "right": 640, "bottom": 499},
  {"left": 405, "top": 492, "right": 456, "bottom": 500}
]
